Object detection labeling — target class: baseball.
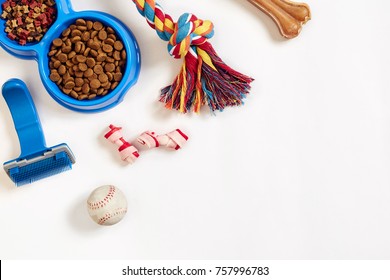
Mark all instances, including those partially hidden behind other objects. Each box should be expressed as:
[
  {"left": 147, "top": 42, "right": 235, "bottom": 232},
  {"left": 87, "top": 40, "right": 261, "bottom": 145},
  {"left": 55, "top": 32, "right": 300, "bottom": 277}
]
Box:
[{"left": 87, "top": 185, "right": 128, "bottom": 226}]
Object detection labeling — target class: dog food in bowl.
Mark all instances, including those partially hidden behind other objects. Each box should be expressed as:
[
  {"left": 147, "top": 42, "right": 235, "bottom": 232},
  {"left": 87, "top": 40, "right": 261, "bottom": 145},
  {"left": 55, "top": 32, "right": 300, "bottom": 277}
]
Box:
[
  {"left": 1, "top": 0, "right": 56, "bottom": 45},
  {"left": 48, "top": 18, "right": 126, "bottom": 101}
]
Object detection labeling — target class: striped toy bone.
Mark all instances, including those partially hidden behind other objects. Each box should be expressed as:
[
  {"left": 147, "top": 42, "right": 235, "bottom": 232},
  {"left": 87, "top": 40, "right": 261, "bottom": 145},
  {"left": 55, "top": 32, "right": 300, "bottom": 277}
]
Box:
[
  {"left": 104, "top": 125, "right": 188, "bottom": 164},
  {"left": 247, "top": 0, "right": 311, "bottom": 39},
  {"left": 131, "top": 0, "right": 254, "bottom": 113},
  {"left": 104, "top": 125, "right": 139, "bottom": 164},
  {"left": 137, "top": 129, "right": 189, "bottom": 150}
]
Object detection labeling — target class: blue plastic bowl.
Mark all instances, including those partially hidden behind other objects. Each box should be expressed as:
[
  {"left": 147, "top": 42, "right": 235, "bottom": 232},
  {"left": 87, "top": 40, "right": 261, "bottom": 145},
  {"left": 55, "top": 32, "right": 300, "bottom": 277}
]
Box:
[{"left": 0, "top": 0, "right": 141, "bottom": 113}]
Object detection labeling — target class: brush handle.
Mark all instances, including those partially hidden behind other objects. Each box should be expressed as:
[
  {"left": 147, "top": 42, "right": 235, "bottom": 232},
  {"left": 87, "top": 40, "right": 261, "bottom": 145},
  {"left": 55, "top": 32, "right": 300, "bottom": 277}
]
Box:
[{"left": 2, "top": 79, "right": 47, "bottom": 157}]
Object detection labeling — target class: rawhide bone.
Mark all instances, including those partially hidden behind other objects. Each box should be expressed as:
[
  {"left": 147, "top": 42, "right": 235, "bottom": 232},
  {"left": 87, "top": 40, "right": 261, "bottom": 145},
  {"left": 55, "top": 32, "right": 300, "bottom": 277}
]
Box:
[
  {"left": 247, "top": 0, "right": 311, "bottom": 39},
  {"left": 104, "top": 125, "right": 189, "bottom": 164},
  {"left": 137, "top": 130, "right": 189, "bottom": 150},
  {"left": 104, "top": 125, "right": 139, "bottom": 164}
]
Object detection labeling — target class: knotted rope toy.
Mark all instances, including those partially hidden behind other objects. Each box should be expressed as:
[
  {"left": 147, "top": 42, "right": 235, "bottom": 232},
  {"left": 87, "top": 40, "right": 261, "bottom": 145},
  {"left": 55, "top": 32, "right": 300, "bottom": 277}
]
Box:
[
  {"left": 104, "top": 125, "right": 188, "bottom": 164},
  {"left": 132, "top": 0, "right": 254, "bottom": 113}
]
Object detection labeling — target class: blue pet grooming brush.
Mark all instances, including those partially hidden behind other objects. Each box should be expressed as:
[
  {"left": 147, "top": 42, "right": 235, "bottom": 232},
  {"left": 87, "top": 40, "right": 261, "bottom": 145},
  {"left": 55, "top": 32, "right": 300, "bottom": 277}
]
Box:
[{"left": 2, "top": 79, "right": 76, "bottom": 186}]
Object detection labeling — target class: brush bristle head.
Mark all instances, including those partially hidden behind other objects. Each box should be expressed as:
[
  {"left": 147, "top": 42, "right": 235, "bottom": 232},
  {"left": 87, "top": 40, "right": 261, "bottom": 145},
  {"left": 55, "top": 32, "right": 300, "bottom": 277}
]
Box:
[{"left": 6, "top": 151, "right": 73, "bottom": 186}]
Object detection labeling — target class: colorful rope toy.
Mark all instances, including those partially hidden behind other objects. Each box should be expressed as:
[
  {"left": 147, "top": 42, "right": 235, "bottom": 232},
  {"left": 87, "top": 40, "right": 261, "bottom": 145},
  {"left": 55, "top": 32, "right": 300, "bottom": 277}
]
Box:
[
  {"left": 132, "top": 0, "right": 254, "bottom": 113},
  {"left": 104, "top": 124, "right": 188, "bottom": 164}
]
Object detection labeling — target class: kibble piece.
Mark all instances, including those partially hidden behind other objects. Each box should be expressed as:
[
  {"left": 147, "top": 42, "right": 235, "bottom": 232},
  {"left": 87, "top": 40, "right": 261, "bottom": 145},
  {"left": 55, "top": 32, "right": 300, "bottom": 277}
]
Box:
[
  {"left": 97, "top": 88, "right": 105, "bottom": 95},
  {"left": 93, "top": 21, "right": 103, "bottom": 31},
  {"left": 82, "top": 31, "right": 90, "bottom": 41},
  {"left": 89, "top": 49, "right": 98, "bottom": 57},
  {"left": 98, "top": 73, "right": 108, "bottom": 83},
  {"left": 82, "top": 83, "right": 90, "bottom": 94},
  {"left": 93, "top": 65, "right": 104, "bottom": 75},
  {"left": 68, "top": 51, "right": 76, "bottom": 59},
  {"left": 83, "top": 47, "right": 91, "bottom": 57},
  {"left": 102, "top": 44, "right": 113, "bottom": 53},
  {"left": 76, "top": 19, "right": 87, "bottom": 26},
  {"left": 106, "top": 57, "right": 115, "bottom": 63},
  {"left": 77, "top": 25, "right": 87, "bottom": 31},
  {"left": 71, "top": 29, "right": 82, "bottom": 37},
  {"left": 62, "top": 28, "right": 71, "bottom": 37},
  {"left": 114, "top": 41, "right": 124, "bottom": 51},
  {"left": 113, "top": 51, "right": 121, "bottom": 61},
  {"left": 78, "top": 63, "right": 88, "bottom": 72},
  {"left": 121, "top": 50, "right": 127, "bottom": 60},
  {"left": 71, "top": 36, "right": 82, "bottom": 43},
  {"left": 58, "top": 53, "right": 68, "bottom": 63},
  {"left": 58, "top": 65, "right": 67, "bottom": 75},
  {"left": 114, "top": 73, "right": 123, "bottom": 82},
  {"left": 90, "top": 30, "right": 98, "bottom": 39},
  {"left": 50, "top": 72, "right": 61, "bottom": 82},
  {"left": 65, "top": 60, "right": 73, "bottom": 68},
  {"left": 86, "top": 58, "right": 96, "bottom": 68},
  {"left": 105, "top": 38, "right": 115, "bottom": 46},
  {"left": 53, "top": 38, "right": 63, "bottom": 47},
  {"left": 71, "top": 56, "right": 79, "bottom": 64},
  {"left": 106, "top": 72, "right": 114, "bottom": 82},
  {"left": 101, "top": 81, "right": 110, "bottom": 89},
  {"left": 53, "top": 60, "right": 62, "bottom": 68},
  {"left": 70, "top": 91, "right": 79, "bottom": 99},
  {"left": 56, "top": 78, "right": 63, "bottom": 86},
  {"left": 98, "top": 30, "right": 107, "bottom": 40},
  {"left": 88, "top": 94, "right": 97, "bottom": 99},
  {"left": 86, "top": 20, "right": 93, "bottom": 30},
  {"left": 63, "top": 88, "right": 72, "bottom": 95},
  {"left": 75, "top": 78, "right": 84, "bottom": 87},
  {"left": 90, "top": 79, "right": 101, "bottom": 89},
  {"left": 84, "top": 68, "right": 94, "bottom": 78},
  {"left": 96, "top": 53, "right": 107, "bottom": 62},
  {"left": 48, "top": 50, "right": 57, "bottom": 56},
  {"left": 62, "top": 46, "right": 72, "bottom": 54},
  {"left": 75, "top": 71, "right": 84, "bottom": 78},
  {"left": 63, "top": 72, "right": 71, "bottom": 82},
  {"left": 111, "top": 82, "right": 119, "bottom": 90},
  {"left": 64, "top": 81, "right": 75, "bottom": 89},
  {"left": 78, "top": 94, "right": 88, "bottom": 100},
  {"left": 76, "top": 55, "right": 87, "bottom": 63},
  {"left": 104, "top": 63, "right": 115, "bottom": 72},
  {"left": 90, "top": 41, "right": 101, "bottom": 51},
  {"left": 75, "top": 41, "right": 83, "bottom": 53}
]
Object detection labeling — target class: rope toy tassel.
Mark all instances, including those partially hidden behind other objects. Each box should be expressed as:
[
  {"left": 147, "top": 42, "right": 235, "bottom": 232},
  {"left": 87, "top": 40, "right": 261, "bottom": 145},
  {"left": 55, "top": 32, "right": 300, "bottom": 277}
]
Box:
[{"left": 132, "top": 0, "right": 254, "bottom": 113}]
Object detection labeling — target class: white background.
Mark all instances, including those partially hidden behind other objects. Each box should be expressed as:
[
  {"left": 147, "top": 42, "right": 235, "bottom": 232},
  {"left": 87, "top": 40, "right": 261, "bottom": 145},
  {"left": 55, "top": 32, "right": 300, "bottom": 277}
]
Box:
[{"left": 0, "top": 0, "right": 389, "bottom": 260}]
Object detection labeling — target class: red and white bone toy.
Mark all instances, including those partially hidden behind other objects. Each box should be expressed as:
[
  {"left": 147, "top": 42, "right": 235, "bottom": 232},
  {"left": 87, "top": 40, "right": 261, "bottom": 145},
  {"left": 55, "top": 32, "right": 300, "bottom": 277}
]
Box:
[
  {"left": 104, "top": 125, "right": 139, "bottom": 164},
  {"left": 137, "top": 129, "right": 188, "bottom": 150},
  {"left": 104, "top": 125, "right": 188, "bottom": 164}
]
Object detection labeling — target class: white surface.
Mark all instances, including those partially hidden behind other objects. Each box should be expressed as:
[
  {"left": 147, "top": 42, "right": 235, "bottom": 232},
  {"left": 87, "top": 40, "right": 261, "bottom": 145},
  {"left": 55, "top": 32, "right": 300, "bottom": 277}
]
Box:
[{"left": 0, "top": 0, "right": 389, "bottom": 260}]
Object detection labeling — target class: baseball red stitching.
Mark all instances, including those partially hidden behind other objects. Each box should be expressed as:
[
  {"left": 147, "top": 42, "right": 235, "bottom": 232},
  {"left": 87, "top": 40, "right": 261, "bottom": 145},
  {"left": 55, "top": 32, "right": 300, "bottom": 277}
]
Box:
[
  {"left": 98, "top": 208, "right": 128, "bottom": 225},
  {"left": 87, "top": 185, "right": 116, "bottom": 210}
]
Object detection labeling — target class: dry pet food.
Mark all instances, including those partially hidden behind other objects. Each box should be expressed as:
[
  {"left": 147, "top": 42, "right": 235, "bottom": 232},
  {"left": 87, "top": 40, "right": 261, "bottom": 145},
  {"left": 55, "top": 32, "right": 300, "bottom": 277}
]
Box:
[
  {"left": 48, "top": 19, "right": 127, "bottom": 100},
  {"left": 1, "top": 0, "right": 56, "bottom": 45}
]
